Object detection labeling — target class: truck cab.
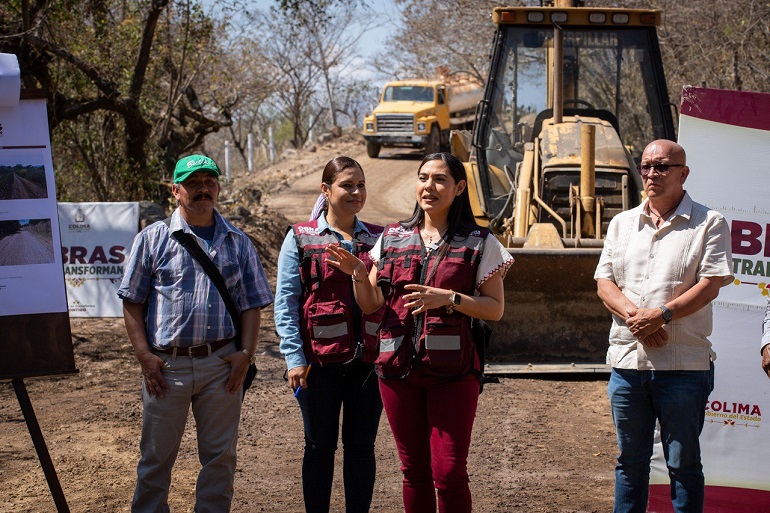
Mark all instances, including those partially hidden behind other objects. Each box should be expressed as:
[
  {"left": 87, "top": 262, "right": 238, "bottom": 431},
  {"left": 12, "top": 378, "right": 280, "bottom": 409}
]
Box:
[
  {"left": 362, "top": 80, "right": 449, "bottom": 158},
  {"left": 473, "top": 7, "right": 675, "bottom": 236}
]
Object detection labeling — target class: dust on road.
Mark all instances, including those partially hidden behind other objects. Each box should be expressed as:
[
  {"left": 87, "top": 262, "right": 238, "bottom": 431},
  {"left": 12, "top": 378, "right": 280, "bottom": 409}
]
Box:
[
  {"left": 10, "top": 173, "right": 47, "bottom": 200},
  {"left": 0, "top": 229, "right": 55, "bottom": 265}
]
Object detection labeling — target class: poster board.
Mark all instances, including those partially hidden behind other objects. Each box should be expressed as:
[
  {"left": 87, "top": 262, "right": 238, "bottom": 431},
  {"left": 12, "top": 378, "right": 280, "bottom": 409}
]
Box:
[
  {"left": 647, "top": 86, "right": 770, "bottom": 511},
  {"left": 59, "top": 202, "right": 139, "bottom": 317},
  {"left": 0, "top": 89, "right": 75, "bottom": 380}
]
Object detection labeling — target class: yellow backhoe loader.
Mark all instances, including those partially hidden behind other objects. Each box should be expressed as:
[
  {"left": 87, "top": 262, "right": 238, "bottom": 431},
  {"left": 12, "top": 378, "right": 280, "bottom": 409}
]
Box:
[{"left": 454, "top": 2, "right": 677, "bottom": 372}]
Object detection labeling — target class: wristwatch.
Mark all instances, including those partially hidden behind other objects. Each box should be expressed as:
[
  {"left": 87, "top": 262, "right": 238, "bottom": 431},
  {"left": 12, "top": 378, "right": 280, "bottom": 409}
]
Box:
[
  {"left": 447, "top": 290, "right": 461, "bottom": 314},
  {"left": 242, "top": 348, "right": 257, "bottom": 364},
  {"left": 660, "top": 305, "right": 673, "bottom": 324}
]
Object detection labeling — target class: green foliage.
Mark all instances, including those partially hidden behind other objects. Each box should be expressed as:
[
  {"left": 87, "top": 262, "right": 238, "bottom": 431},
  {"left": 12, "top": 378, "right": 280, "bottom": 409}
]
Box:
[
  {"left": 9, "top": 0, "right": 763, "bottom": 206},
  {"left": 0, "top": 0, "right": 235, "bottom": 204}
]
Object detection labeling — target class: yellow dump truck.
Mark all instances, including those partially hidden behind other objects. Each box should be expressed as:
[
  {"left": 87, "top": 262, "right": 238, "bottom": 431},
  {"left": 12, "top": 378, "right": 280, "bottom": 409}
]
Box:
[{"left": 362, "top": 73, "right": 483, "bottom": 158}]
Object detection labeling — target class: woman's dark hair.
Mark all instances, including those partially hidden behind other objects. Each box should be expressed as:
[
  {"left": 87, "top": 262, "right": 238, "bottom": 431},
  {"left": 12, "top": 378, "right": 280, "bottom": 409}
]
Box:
[
  {"left": 400, "top": 153, "right": 480, "bottom": 284},
  {"left": 400, "top": 152, "right": 478, "bottom": 238},
  {"left": 322, "top": 156, "right": 363, "bottom": 185},
  {"left": 309, "top": 156, "right": 365, "bottom": 220}
]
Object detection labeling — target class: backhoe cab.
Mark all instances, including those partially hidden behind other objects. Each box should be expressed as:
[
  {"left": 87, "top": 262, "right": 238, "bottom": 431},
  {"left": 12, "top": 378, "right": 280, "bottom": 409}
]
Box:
[{"left": 460, "top": 6, "right": 676, "bottom": 371}]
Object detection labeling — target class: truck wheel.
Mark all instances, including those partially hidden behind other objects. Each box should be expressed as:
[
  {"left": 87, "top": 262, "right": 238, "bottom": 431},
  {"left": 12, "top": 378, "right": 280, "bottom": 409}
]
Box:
[
  {"left": 426, "top": 126, "right": 440, "bottom": 154},
  {"left": 366, "top": 140, "right": 381, "bottom": 158}
]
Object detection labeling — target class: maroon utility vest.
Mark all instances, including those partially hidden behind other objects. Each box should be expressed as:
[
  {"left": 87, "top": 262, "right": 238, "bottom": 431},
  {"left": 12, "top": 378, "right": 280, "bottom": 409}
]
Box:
[
  {"left": 293, "top": 219, "right": 384, "bottom": 365},
  {"left": 375, "top": 223, "right": 488, "bottom": 379}
]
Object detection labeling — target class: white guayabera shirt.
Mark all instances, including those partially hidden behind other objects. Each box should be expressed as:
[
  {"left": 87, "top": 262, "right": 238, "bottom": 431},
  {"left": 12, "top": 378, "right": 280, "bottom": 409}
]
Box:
[{"left": 595, "top": 192, "right": 733, "bottom": 371}]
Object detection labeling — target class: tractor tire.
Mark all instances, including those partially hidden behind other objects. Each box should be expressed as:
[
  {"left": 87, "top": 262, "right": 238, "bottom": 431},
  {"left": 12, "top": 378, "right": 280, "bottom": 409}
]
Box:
[
  {"left": 426, "top": 126, "right": 440, "bottom": 155},
  {"left": 366, "top": 140, "right": 381, "bottom": 158}
]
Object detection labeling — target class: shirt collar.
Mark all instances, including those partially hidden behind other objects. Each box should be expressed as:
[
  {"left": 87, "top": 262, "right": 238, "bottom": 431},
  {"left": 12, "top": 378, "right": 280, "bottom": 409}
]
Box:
[
  {"left": 170, "top": 207, "right": 236, "bottom": 236},
  {"left": 640, "top": 191, "right": 693, "bottom": 221},
  {"left": 317, "top": 211, "right": 371, "bottom": 236}
]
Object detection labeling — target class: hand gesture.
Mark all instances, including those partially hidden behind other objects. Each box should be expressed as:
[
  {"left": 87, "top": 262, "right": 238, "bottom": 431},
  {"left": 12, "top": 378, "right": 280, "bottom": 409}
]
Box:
[
  {"left": 325, "top": 244, "right": 366, "bottom": 279},
  {"left": 403, "top": 284, "right": 451, "bottom": 316}
]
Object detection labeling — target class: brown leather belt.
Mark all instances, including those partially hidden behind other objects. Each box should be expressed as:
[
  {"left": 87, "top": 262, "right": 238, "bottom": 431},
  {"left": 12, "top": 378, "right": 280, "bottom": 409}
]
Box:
[{"left": 155, "top": 338, "right": 233, "bottom": 357}]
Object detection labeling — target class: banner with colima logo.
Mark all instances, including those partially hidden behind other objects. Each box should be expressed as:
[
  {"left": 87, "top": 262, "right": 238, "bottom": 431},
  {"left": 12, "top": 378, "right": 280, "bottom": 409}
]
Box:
[
  {"left": 58, "top": 202, "right": 139, "bottom": 317},
  {"left": 647, "top": 86, "right": 770, "bottom": 512}
]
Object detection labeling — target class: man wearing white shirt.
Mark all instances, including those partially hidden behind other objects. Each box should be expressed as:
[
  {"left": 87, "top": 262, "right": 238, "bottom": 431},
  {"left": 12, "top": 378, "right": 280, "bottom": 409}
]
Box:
[{"left": 594, "top": 140, "right": 733, "bottom": 513}]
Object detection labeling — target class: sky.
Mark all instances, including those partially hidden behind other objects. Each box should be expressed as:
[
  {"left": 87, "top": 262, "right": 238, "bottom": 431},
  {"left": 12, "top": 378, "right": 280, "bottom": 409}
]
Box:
[{"left": 237, "top": 0, "right": 400, "bottom": 78}]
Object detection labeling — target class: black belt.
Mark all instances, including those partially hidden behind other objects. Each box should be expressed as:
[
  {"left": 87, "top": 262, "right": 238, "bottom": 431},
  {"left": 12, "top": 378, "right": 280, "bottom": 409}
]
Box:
[{"left": 155, "top": 338, "right": 233, "bottom": 357}]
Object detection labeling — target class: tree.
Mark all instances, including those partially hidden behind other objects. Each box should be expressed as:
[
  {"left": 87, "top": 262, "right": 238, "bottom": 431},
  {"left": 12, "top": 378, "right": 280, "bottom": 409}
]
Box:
[
  {"left": 334, "top": 79, "right": 380, "bottom": 127},
  {"left": 374, "top": 0, "right": 510, "bottom": 81},
  {"left": 0, "top": 0, "right": 237, "bottom": 202},
  {"left": 216, "top": 38, "right": 282, "bottom": 169},
  {"left": 304, "top": 0, "right": 371, "bottom": 128},
  {"left": 260, "top": 0, "right": 371, "bottom": 147},
  {"left": 585, "top": 0, "right": 770, "bottom": 98},
  {"left": 382, "top": 0, "right": 770, "bottom": 120},
  {"left": 257, "top": 9, "right": 321, "bottom": 149}
]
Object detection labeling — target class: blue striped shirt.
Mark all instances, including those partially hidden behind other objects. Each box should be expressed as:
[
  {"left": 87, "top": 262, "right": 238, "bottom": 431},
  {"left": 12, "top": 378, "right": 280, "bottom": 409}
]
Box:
[{"left": 117, "top": 208, "right": 273, "bottom": 349}]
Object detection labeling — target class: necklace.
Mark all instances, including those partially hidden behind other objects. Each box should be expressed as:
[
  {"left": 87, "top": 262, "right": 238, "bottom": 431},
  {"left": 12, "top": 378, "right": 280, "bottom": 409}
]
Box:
[
  {"left": 422, "top": 227, "right": 447, "bottom": 250},
  {"left": 649, "top": 200, "right": 681, "bottom": 226}
]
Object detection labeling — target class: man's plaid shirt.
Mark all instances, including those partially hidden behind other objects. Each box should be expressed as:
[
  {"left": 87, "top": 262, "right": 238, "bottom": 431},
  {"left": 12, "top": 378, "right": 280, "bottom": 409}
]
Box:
[{"left": 118, "top": 208, "right": 273, "bottom": 349}]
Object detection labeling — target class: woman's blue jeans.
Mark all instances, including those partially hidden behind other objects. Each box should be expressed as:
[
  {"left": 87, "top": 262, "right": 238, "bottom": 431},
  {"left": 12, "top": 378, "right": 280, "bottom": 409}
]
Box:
[
  {"left": 608, "top": 365, "right": 714, "bottom": 513},
  {"left": 296, "top": 359, "right": 383, "bottom": 513}
]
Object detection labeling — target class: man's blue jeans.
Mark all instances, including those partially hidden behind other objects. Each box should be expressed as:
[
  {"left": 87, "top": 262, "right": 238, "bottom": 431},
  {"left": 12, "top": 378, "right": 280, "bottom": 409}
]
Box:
[{"left": 608, "top": 365, "right": 714, "bottom": 513}]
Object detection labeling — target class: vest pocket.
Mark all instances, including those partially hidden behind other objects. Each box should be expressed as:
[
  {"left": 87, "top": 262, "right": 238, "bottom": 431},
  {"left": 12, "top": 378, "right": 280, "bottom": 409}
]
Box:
[
  {"left": 375, "top": 323, "right": 409, "bottom": 375},
  {"left": 421, "top": 315, "right": 473, "bottom": 376},
  {"left": 361, "top": 307, "right": 384, "bottom": 364},
  {"left": 307, "top": 300, "right": 353, "bottom": 362}
]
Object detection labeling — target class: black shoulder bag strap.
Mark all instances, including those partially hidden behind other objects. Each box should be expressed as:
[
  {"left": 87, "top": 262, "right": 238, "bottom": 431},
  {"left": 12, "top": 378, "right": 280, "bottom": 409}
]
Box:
[{"left": 163, "top": 218, "right": 257, "bottom": 396}]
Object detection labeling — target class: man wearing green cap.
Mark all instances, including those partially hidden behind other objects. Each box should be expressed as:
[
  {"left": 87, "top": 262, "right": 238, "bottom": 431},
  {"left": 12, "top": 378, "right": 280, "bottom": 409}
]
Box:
[{"left": 118, "top": 154, "right": 273, "bottom": 512}]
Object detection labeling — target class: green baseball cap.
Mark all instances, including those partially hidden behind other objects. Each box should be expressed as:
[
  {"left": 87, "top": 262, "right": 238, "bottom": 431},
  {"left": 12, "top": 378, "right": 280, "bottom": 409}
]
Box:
[{"left": 174, "top": 155, "right": 220, "bottom": 183}]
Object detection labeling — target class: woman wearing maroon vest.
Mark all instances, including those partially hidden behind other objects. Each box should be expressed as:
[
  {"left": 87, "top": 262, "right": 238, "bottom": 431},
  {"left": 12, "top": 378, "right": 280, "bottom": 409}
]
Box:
[
  {"left": 275, "top": 157, "right": 384, "bottom": 513},
  {"left": 327, "top": 153, "right": 514, "bottom": 513}
]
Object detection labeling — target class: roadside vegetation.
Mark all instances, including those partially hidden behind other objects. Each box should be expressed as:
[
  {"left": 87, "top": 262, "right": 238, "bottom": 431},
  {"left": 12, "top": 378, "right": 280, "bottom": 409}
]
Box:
[{"left": 0, "top": 0, "right": 768, "bottom": 205}]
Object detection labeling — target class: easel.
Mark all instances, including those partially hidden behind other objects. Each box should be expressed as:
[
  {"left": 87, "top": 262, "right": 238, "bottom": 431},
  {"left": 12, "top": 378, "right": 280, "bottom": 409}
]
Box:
[
  {"left": 3, "top": 313, "right": 78, "bottom": 513},
  {"left": 1, "top": 84, "right": 79, "bottom": 512},
  {"left": 11, "top": 379, "right": 70, "bottom": 512}
]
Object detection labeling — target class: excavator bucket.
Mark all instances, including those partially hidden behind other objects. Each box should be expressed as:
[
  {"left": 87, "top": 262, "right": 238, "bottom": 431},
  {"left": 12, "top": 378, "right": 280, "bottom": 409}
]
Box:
[{"left": 487, "top": 248, "right": 610, "bottom": 372}]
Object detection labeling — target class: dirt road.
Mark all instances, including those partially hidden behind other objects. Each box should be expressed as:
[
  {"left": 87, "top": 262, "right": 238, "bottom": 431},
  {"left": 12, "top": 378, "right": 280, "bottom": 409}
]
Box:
[
  {"left": 265, "top": 148, "right": 423, "bottom": 225},
  {"left": 0, "top": 229, "right": 55, "bottom": 265},
  {"left": 0, "top": 138, "right": 618, "bottom": 512},
  {"left": 10, "top": 173, "right": 47, "bottom": 200}
]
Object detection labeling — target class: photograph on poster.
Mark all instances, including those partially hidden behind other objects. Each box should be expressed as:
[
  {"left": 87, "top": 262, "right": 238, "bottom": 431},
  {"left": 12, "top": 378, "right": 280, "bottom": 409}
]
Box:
[
  {"left": 0, "top": 218, "right": 54, "bottom": 265},
  {"left": 0, "top": 162, "right": 48, "bottom": 200}
]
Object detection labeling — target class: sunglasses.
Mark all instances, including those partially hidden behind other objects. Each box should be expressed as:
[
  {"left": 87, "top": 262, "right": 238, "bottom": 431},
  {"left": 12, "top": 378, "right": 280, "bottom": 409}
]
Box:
[{"left": 636, "top": 163, "right": 685, "bottom": 177}]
